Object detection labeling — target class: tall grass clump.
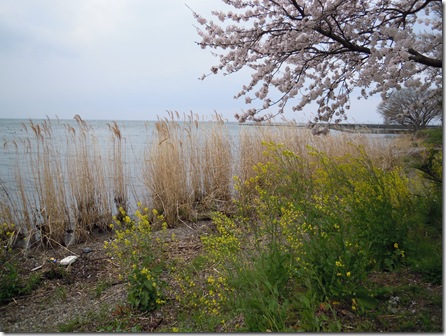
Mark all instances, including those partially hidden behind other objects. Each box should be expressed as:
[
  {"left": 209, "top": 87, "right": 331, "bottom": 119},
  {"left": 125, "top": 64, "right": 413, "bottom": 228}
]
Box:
[
  {"left": 0, "top": 116, "right": 129, "bottom": 247},
  {"left": 201, "top": 113, "right": 233, "bottom": 208},
  {"left": 3, "top": 119, "right": 72, "bottom": 247},
  {"left": 107, "top": 121, "right": 128, "bottom": 217},
  {"left": 144, "top": 112, "right": 190, "bottom": 225},
  {"left": 239, "top": 126, "right": 269, "bottom": 183},
  {"left": 65, "top": 115, "right": 112, "bottom": 242},
  {"left": 184, "top": 113, "right": 202, "bottom": 207},
  {"left": 144, "top": 111, "right": 233, "bottom": 225}
]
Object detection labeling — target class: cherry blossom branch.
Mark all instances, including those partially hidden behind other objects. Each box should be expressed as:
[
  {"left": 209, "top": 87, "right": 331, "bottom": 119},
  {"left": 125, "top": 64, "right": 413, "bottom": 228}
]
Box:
[{"left": 191, "top": 0, "right": 442, "bottom": 123}]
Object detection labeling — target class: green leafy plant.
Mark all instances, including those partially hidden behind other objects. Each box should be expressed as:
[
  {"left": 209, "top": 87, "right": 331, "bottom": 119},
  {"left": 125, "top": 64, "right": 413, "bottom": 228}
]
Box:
[
  {"left": 0, "top": 222, "right": 42, "bottom": 303},
  {"left": 104, "top": 203, "right": 167, "bottom": 312},
  {"left": 0, "top": 259, "right": 21, "bottom": 303},
  {"left": 217, "top": 141, "right": 422, "bottom": 330},
  {"left": 0, "top": 257, "right": 42, "bottom": 303},
  {"left": 127, "top": 266, "right": 163, "bottom": 311}
]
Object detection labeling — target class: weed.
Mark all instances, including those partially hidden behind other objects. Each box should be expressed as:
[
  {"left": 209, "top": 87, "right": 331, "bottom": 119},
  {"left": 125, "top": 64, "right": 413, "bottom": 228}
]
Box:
[
  {"left": 93, "top": 279, "right": 113, "bottom": 298},
  {"left": 104, "top": 204, "right": 167, "bottom": 312},
  {"left": 58, "top": 316, "right": 83, "bottom": 332},
  {"left": 0, "top": 259, "right": 22, "bottom": 303},
  {"left": 0, "top": 250, "right": 42, "bottom": 303},
  {"left": 187, "top": 139, "right": 438, "bottom": 331},
  {"left": 54, "top": 286, "right": 68, "bottom": 301}
]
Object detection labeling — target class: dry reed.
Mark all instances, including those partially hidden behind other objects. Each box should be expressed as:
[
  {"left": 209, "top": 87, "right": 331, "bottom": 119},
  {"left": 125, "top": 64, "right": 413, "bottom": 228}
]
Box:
[
  {"left": 201, "top": 112, "right": 232, "bottom": 208},
  {"left": 29, "top": 118, "right": 70, "bottom": 247},
  {"left": 143, "top": 111, "right": 233, "bottom": 225},
  {"left": 0, "top": 114, "right": 412, "bottom": 249},
  {"left": 107, "top": 121, "right": 128, "bottom": 218},
  {"left": 144, "top": 111, "right": 189, "bottom": 225},
  {"left": 66, "top": 115, "right": 112, "bottom": 243},
  {"left": 1, "top": 116, "right": 118, "bottom": 248}
]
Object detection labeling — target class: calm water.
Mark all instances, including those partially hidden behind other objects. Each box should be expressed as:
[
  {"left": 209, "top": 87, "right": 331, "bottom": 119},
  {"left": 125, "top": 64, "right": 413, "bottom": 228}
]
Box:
[
  {"left": 0, "top": 118, "right": 395, "bottom": 229},
  {"left": 0, "top": 118, "right": 244, "bottom": 214}
]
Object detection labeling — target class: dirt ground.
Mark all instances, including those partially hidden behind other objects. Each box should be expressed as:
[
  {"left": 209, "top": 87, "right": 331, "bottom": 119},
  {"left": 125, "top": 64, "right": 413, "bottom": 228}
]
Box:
[
  {"left": 0, "top": 235, "right": 120, "bottom": 332},
  {"left": 0, "top": 222, "right": 211, "bottom": 333}
]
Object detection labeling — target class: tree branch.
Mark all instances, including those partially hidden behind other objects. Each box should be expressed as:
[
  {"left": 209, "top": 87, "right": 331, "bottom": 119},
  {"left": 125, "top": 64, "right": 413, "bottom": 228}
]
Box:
[
  {"left": 408, "top": 48, "right": 442, "bottom": 68},
  {"left": 314, "top": 26, "right": 371, "bottom": 55}
]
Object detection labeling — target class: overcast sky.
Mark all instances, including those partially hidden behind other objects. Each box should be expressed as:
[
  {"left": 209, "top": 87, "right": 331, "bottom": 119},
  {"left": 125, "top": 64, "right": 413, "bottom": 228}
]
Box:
[{"left": 0, "top": 1, "right": 382, "bottom": 123}]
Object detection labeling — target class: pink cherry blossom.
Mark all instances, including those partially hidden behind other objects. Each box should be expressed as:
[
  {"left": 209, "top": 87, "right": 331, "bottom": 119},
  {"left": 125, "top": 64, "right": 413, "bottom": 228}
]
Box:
[{"left": 191, "top": 0, "right": 442, "bottom": 123}]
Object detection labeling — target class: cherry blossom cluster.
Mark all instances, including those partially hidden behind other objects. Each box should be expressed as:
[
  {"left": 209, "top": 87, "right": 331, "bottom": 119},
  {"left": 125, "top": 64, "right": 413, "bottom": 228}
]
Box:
[{"left": 191, "top": 0, "right": 442, "bottom": 123}]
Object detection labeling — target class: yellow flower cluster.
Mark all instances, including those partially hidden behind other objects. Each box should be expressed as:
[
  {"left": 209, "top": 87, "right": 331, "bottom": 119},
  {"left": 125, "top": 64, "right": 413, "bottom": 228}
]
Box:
[
  {"left": 0, "top": 222, "right": 16, "bottom": 257},
  {"left": 0, "top": 222, "right": 16, "bottom": 247},
  {"left": 172, "top": 269, "right": 234, "bottom": 320},
  {"left": 198, "top": 275, "right": 232, "bottom": 316},
  {"left": 104, "top": 203, "right": 168, "bottom": 311},
  {"left": 0, "top": 222, "right": 15, "bottom": 233},
  {"left": 351, "top": 297, "right": 357, "bottom": 311},
  {"left": 275, "top": 202, "right": 313, "bottom": 262},
  {"left": 201, "top": 212, "right": 242, "bottom": 264},
  {"left": 393, "top": 242, "right": 405, "bottom": 258},
  {"left": 173, "top": 272, "right": 199, "bottom": 308}
]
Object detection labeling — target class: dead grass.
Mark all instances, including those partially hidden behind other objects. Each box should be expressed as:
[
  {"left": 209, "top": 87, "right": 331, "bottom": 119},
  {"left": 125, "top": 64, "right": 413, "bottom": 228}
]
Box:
[
  {"left": 66, "top": 115, "right": 112, "bottom": 243},
  {"left": 201, "top": 112, "right": 233, "bottom": 210},
  {"left": 144, "top": 112, "right": 190, "bottom": 225},
  {"left": 1, "top": 114, "right": 414, "bottom": 248},
  {"left": 2, "top": 116, "right": 115, "bottom": 248},
  {"left": 144, "top": 112, "right": 234, "bottom": 225},
  {"left": 107, "top": 121, "right": 128, "bottom": 217},
  {"left": 14, "top": 119, "right": 70, "bottom": 248}
]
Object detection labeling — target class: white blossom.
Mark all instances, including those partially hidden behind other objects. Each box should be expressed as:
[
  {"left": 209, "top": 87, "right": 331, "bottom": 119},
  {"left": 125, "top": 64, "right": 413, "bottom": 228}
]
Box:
[{"left": 191, "top": 0, "right": 442, "bottom": 123}]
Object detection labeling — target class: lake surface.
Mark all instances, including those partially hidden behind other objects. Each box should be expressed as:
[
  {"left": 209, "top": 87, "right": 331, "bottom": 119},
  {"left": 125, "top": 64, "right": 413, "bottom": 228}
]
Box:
[
  {"left": 0, "top": 118, "right": 244, "bottom": 216},
  {"left": 0, "top": 117, "right": 396, "bottom": 231}
]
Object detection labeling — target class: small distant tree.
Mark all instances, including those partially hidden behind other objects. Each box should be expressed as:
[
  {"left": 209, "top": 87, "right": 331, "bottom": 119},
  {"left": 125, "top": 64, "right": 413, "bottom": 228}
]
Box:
[
  {"left": 377, "top": 88, "right": 442, "bottom": 131},
  {"left": 191, "top": 0, "right": 442, "bottom": 124}
]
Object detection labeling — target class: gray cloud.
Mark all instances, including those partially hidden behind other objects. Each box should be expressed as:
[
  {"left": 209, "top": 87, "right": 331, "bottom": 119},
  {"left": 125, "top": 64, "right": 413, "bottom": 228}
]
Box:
[{"left": 0, "top": 1, "right": 382, "bottom": 123}]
